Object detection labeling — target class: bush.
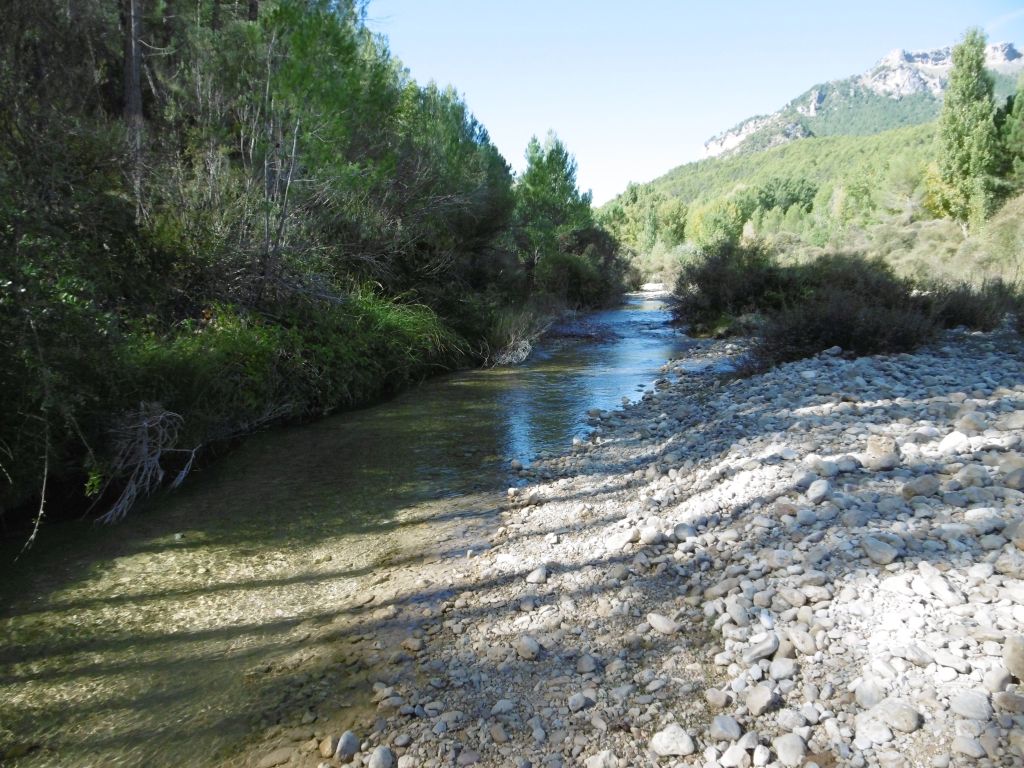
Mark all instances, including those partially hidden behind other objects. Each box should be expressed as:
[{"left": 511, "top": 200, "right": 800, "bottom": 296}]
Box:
[
  {"left": 754, "top": 287, "right": 937, "bottom": 364},
  {"left": 672, "top": 242, "right": 801, "bottom": 334},
  {"left": 927, "top": 279, "right": 1017, "bottom": 331}
]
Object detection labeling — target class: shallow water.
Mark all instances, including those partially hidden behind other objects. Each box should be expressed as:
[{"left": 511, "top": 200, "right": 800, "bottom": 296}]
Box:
[{"left": 0, "top": 291, "right": 690, "bottom": 766}]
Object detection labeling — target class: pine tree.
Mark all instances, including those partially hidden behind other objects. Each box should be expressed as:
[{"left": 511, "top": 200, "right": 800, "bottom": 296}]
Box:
[
  {"left": 930, "top": 28, "right": 999, "bottom": 232},
  {"left": 1002, "top": 77, "right": 1024, "bottom": 193}
]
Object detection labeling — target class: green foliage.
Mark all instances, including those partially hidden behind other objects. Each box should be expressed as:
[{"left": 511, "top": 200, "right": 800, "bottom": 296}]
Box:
[
  {"left": 0, "top": 0, "right": 622, "bottom": 528},
  {"left": 928, "top": 29, "right": 1000, "bottom": 231},
  {"left": 1001, "top": 78, "right": 1024, "bottom": 193}
]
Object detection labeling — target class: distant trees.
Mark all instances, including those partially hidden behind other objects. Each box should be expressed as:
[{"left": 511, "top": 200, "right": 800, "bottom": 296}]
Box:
[{"left": 927, "top": 28, "right": 999, "bottom": 232}]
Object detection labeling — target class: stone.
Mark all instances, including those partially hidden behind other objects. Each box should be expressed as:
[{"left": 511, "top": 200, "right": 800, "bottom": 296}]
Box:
[
  {"left": 746, "top": 684, "right": 776, "bottom": 716},
  {"left": 647, "top": 612, "right": 679, "bottom": 635},
  {"left": 983, "top": 665, "right": 1011, "bottom": 693},
  {"left": 320, "top": 736, "right": 340, "bottom": 759},
  {"left": 772, "top": 733, "right": 807, "bottom": 767},
  {"left": 649, "top": 723, "right": 695, "bottom": 756},
  {"left": 336, "top": 731, "right": 359, "bottom": 761},
  {"left": 742, "top": 632, "right": 780, "bottom": 664},
  {"left": 718, "top": 743, "right": 749, "bottom": 767},
  {"left": 1003, "top": 634, "right": 1024, "bottom": 680},
  {"left": 993, "top": 691, "right": 1024, "bottom": 714},
  {"left": 937, "top": 431, "right": 970, "bottom": 455},
  {"left": 568, "top": 692, "right": 593, "bottom": 712},
  {"left": 950, "top": 690, "right": 992, "bottom": 721},
  {"left": 862, "top": 536, "right": 898, "bottom": 565},
  {"left": 902, "top": 474, "right": 940, "bottom": 499},
  {"left": 769, "top": 657, "right": 798, "bottom": 680},
  {"left": 584, "top": 751, "right": 618, "bottom": 768},
  {"left": 710, "top": 715, "right": 742, "bottom": 742},
  {"left": 952, "top": 736, "right": 986, "bottom": 758},
  {"left": 576, "top": 654, "right": 598, "bottom": 674},
  {"left": 861, "top": 698, "right": 922, "bottom": 733},
  {"left": 640, "top": 525, "right": 664, "bottom": 545},
  {"left": 515, "top": 635, "right": 541, "bottom": 660},
  {"left": 806, "top": 479, "right": 831, "bottom": 505},
  {"left": 258, "top": 748, "right": 294, "bottom": 768},
  {"left": 526, "top": 565, "right": 547, "bottom": 584},
  {"left": 855, "top": 678, "right": 886, "bottom": 709}
]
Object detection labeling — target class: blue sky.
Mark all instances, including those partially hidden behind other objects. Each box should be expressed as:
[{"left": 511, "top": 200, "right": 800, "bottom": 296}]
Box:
[{"left": 366, "top": 1, "right": 1024, "bottom": 204}]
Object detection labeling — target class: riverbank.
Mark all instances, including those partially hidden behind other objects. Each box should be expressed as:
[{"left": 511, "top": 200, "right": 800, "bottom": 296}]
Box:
[{"left": 267, "top": 325, "right": 1024, "bottom": 768}]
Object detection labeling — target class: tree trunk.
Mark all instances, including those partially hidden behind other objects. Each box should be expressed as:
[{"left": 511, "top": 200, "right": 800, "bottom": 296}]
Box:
[
  {"left": 123, "top": 0, "right": 144, "bottom": 221},
  {"left": 248, "top": 0, "right": 258, "bottom": 21}
]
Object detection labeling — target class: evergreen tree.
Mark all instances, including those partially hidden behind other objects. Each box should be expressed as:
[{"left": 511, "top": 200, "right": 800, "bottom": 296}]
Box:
[
  {"left": 1002, "top": 77, "right": 1024, "bottom": 193},
  {"left": 512, "top": 132, "right": 593, "bottom": 287},
  {"left": 929, "top": 28, "right": 999, "bottom": 231}
]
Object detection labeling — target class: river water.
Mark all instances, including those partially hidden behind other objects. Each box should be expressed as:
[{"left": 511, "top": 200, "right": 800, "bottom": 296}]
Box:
[{"left": 0, "top": 290, "right": 691, "bottom": 766}]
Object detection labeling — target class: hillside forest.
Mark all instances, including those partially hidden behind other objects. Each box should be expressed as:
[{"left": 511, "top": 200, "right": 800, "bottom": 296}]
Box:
[
  {"left": 0, "top": 0, "right": 636, "bottom": 535},
  {"left": 600, "top": 29, "right": 1024, "bottom": 286}
]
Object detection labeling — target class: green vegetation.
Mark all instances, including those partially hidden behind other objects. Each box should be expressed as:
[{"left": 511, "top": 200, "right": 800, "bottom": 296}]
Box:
[
  {"left": 0, "top": 1, "right": 629, "bottom": 531},
  {"left": 674, "top": 244, "right": 1015, "bottom": 367},
  {"left": 652, "top": 30, "right": 1024, "bottom": 369},
  {"left": 927, "top": 29, "right": 1001, "bottom": 231}
]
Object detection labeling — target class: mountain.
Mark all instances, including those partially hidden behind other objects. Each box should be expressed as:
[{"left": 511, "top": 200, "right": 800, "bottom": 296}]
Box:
[{"left": 703, "top": 42, "right": 1024, "bottom": 158}]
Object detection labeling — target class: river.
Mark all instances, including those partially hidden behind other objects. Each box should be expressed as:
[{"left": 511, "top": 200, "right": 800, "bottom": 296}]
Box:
[{"left": 0, "top": 289, "right": 692, "bottom": 767}]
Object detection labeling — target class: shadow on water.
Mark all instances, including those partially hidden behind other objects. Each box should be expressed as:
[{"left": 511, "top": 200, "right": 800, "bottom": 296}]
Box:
[{"left": 0, "top": 291, "right": 692, "bottom": 767}]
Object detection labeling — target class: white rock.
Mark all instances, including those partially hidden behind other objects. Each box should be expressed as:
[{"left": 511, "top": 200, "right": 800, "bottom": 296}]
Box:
[{"left": 649, "top": 723, "right": 695, "bottom": 756}]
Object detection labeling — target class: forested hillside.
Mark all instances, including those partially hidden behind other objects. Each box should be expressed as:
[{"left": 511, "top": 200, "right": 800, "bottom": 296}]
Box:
[
  {"left": 601, "top": 31, "right": 1024, "bottom": 283},
  {"left": 0, "top": 1, "right": 629, "bottom": 532}
]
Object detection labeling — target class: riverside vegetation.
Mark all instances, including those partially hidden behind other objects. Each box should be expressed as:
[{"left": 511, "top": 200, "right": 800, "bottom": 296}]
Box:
[
  {"left": 6, "top": 11, "right": 1024, "bottom": 768},
  {"left": 0, "top": 1, "right": 634, "bottom": 534}
]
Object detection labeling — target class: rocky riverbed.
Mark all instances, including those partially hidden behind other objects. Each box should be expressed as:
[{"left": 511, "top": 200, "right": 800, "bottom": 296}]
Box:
[{"left": 250, "top": 326, "right": 1024, "bottom": 768}]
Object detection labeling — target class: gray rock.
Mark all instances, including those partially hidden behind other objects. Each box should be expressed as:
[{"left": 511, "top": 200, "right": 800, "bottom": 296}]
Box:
[
  {"left": 950, "top": 690, "right": 992, "bottom": 720},
  {"left": 710, "top": 715, "right": 742, "bottom": 742},
  {"left": 769, "top": 657, "right": 798, "bottom": 680},
  {"left": 567, "top": 692, "right": 593, "bottom": 712},
  {"left": 1003, "top": 634, "right": 1024, "bottom": 680},
  {"left": 515, "top": 635, "right": 541, "bottom": 660},
  {"left": 526, "top": 565, "right": 547, "bottom": 584},
  {"left": 772, "top": 733, "right": 807, "bottom": 767},
  {"left": 806, "top": 479, "right": 831, "bottom": 505},
  {"left": 367, "top": 747, "right": 395, "bottom": 768},
  {"left": 746, "top": 684, "right": 776, "bottom": 716},
  {"left": 336, "top": 731, "right": 360, "bottom": 761},
  {"left": 993, "top": 691, "right": 1024, "bottom": 713},
  {"left": 576, "top": 654, "right": 598, "bottom": 674},
  {"left": 902, "top": 474, "right": 940, "bottom": 499},
  {"left": 647, "top": 612, "right": 679, "bottom": 635},
  {"left": 952, "top": 736, "right": 986, "bottom": 758},
  {"left": 862, "top": 698, "right": 922, "bottom": 733},
  {"left": 855, "top": 677, "right": 886, "bottom": 709},
  {"left": 649, "top": 723, "right": 695, "bottom": 756},
  {"left": 862, "top": 536, "right": 898, "bottom": 565},
  {"left": 983, "top": 665, "right": 1011, "bottom": 692},
  {"left": 742, "top": 632, "right": 780, "bottom": 664}
]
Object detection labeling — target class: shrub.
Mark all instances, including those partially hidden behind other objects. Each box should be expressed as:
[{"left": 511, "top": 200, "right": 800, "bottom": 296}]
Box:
[
  {"left": 754, "top": 287, "right": 937, "bottom": 364},
  {"left": 672, "top": 242, "right": 801, "bottom": 334},
  {"left": 927, "top": 279, "right": 1017, "bottom": 331}
]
